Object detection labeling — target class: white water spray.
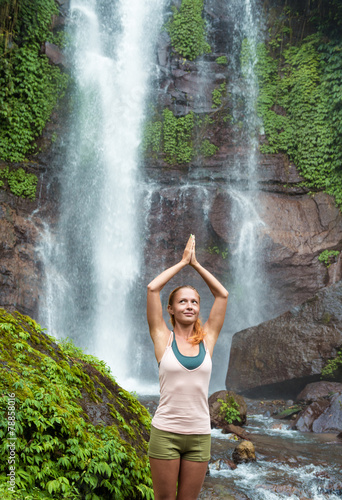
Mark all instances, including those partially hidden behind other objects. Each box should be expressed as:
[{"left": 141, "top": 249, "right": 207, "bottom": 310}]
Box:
[
  {"left": 38, "top": 0, "right": 165, "bottom": 385},
  {"left": 226, "top": 0, "right": 268, "bottom": 331}
]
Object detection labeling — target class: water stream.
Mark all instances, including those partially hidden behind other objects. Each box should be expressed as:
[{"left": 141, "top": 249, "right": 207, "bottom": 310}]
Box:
[
  {"left": 226, "top": 0, "right": 270, "bottom": 333},
  {"left": 38, "top": 0, "right": 165, "bottom": 385},
  {"left": 204, "top": 415, "right": 342, "bottom": 499}
]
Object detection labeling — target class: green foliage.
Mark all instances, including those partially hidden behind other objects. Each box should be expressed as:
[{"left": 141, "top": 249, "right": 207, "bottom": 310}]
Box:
[
  {"left": 200, "top": 139, "right": 218, "bottom": 157},
  {"left": 215, "top": 55, "right": 228, "bottom": 65},
  {"left": 162, "top": 108, "right": 194, "bottom": 164},
  {"left": 0, "top": 0, "right": 68, "bottom": 161},
  {"left": 0, "top": 309, "right": 153, "bottom": 499},
  {"left": 207, "top": 245, "right": 228, "bottom": 259},
  {"left": 167, "top": 0, "right": 211, "bottom": 61},
  {"left": 211, "top": 81, "right": 226, "bottom": 108},
  {"left": 321, "top": 350, "right": 342, "bottom": 380},
  {"left": 218, "top": 395, "right": 241, "bottom": 425},
  {"left": 142, "top": 120, "right": 162, "bottom": 157},
  {"left": 252, "top": 33, "right": 342, "bottom": 208},
  {"left": 318, "top": 249, "right": 340, "bottom": 267},
  {"left": 142, "top": 107, "right": 223, "bottom": 165},
  {"left": 0, "top": 166, "right": 37, "bottom": 199}
]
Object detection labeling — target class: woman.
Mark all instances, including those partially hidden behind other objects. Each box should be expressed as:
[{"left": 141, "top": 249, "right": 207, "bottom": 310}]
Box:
[{"left": 147, "top": 234, "right": 229, "bottom": 500}]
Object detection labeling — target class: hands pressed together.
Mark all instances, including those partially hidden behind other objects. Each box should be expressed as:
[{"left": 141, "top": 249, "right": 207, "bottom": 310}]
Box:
[{"left": 181, "top": 234, "right": 198, "bottom": 267}]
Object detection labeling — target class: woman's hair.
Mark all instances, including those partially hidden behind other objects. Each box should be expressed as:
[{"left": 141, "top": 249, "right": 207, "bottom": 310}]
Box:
[{"left": 168, "top": 285, "right": 206, "bottom": 346}]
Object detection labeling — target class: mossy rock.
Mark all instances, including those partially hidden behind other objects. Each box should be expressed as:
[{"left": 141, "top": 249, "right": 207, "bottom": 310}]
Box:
[
  {"left": 274, "top": 405, "right": 303, "bottom": 420},
  {"left": 0, "top": 309, "right": 153, "bottom": 499}
]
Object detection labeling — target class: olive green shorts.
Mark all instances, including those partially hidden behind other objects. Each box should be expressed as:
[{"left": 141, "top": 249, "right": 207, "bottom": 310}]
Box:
[{"left": 148, "top": 425, "right": 211, "bottom": 462}]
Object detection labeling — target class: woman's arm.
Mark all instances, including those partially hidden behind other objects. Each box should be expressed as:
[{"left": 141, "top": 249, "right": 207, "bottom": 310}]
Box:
[
  {"left": 190, "top": 237, "right": 228, "bottom": 355},
  {"left": 147, "top": 235, "right": 194, "bottom": 360}
]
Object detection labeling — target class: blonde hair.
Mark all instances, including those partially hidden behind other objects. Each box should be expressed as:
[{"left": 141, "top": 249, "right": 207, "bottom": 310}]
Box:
[{"left": 168, "top": 286, "right": 206, "bottom": 346}]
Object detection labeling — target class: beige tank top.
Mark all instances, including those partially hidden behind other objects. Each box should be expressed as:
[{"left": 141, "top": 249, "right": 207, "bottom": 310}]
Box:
[{"left": 152, "top": 331, "right": 212, "bottom": 434}]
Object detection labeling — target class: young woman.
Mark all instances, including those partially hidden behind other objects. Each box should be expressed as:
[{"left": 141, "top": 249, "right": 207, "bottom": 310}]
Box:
[{"left": 147, "top": 234, "right": 229, "bottom": 500}]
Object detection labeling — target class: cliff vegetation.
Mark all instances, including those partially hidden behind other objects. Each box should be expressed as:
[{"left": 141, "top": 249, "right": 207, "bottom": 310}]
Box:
[
  {"left": 0, "top": 0, "right": 68, "bottom": 162},
  {"left": 0, "top": 309, "right": 153, "bottom": 500}
]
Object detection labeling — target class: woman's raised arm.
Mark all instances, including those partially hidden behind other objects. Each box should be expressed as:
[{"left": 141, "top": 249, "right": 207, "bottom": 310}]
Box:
[
  {"left": 147, "top": 235, "right": 194, "bottom": 359},
  {"left": 190, "top": 237, "right": 228, "bottom": 355}
]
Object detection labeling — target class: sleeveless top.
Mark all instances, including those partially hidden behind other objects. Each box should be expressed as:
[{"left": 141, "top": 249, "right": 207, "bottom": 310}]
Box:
[
  {"left": 152, "top": 331, "right": 212, "bottom": 435},
  {"left": 172, "top": 332, "right": 206, "bottom": 370}
]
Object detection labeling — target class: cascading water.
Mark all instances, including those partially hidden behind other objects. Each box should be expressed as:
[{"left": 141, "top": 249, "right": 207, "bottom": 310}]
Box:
[
  {"left": 226, "top": 0, "right": 269, "bottom": 332},
  {"left": 38, "top": 0, "right": 165, "bottom": 386}
]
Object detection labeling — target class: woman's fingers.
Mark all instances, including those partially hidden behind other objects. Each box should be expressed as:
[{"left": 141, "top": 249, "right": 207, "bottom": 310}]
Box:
[
  {"left": 190, "top": 235, "right": 198, "bottom": 265},
  {"left": 182, "top": 234, "right": 195, "bottom": 263}
]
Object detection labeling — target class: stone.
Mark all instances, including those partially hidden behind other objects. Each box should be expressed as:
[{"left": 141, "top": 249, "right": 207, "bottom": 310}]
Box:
[
  {"left": 208, "top": 390, "right": 247, "bottom": 431},
  {"left": 232, "top": 440, "right": 256, "bottom": 464},
  {"left": 293, "top": 391, "right": 342, "bottom": 433},
  {"left": 293, "top": 401, "right": 330, "bottom": 432},
  {"left": 221, "top": 424, "right": 250, "bottom": 440},
  {"left": 226, "top": 282, "right": 342, "bottom": 398},
  {"left": 210, "top": 458, "right": 237, "bottom": 471},
  {"left": 42, "top": 42, "right": 66, "bottom": 67},
  {"left": 312, "top": 392, "right": 342, "bottom": 433},
  {"left": 296, "top": 381, "right": 342, "bottom": 403}
]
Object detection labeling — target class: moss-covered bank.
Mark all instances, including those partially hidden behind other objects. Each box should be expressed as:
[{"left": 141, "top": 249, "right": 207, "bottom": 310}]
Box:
[{"left": 0, "top": 309, "right": 153, "bottom": 499}]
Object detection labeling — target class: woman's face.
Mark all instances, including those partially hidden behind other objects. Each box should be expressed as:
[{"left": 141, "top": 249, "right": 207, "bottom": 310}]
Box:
[{"left": 168, "top": 287, "right": 200, "bottom": 325}]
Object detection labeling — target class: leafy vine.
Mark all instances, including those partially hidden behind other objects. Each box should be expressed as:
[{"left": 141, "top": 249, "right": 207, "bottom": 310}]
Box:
[{"left": 167, "top": 0, "right": 211, "bottom": 61}]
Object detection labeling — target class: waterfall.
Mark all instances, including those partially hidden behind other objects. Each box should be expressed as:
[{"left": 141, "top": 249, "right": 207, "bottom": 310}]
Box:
[
  {"left": 226, "top": 0, "right": 268, "bottom": 332},
  {"left": 38, "top": 0, "right": 165, "bottom": 386}
]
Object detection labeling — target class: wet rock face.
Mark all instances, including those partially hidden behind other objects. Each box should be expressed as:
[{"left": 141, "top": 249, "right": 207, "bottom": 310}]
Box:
[
  {"left": 146, "top": 11, "right": 342, "bottom": 323},
  {"left": 0, "top": 193, "right": 43, "bottom": 318},
  {"left": 226, "top": 282, "right": 342, "bottom": 398},
  {"left": 0, "top": 112, "right": 62, "bottom": 319}
]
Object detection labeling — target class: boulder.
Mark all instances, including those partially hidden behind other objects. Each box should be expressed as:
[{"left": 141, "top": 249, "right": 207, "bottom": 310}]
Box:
[
  {"left": 293, "top": 400, "right": 330, "bottom": 432},
  {"left": 312, "top": 392, "right": 342, "bottom": 433},
  {"left": 296, "top": 381, "right": 342, "bottom": 403},
  {"left": 293, "top": 392, "right": 342, "bottom": 433},
  {"left": 226, "top": 282, "right": 342, "bottom": 398},
  {"left": 232, "top": 440, "right": 256, "bottom": 465},
  {"left": 209, "top": 390, "right": 247, "bottom": 431}
]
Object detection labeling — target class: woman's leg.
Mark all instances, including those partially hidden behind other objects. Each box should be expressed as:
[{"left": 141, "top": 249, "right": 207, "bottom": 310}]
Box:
[
  {"left": 176, "top": 459, "right": 208, "bottom": 500},
  {"left": 149, "top": 457, "right": 180, "bottom": 500}
]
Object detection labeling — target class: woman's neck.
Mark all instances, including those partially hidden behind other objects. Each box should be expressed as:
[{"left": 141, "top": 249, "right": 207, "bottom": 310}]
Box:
[{"left": 173, "top": 324, "right": 194, "bottom": 340}]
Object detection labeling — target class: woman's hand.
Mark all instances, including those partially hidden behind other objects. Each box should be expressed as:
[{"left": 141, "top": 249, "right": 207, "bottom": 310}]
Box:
[
  {"left": 181, "top": 234, "right": 195, "bottom": 264},
  {"left": 190, "top": 235, "right": 198, "bottom": 267}
]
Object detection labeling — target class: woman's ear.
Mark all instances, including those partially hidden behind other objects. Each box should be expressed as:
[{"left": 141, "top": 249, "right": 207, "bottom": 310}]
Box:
[{"left": 167, "top": 304, "right": 173, "bottom": 315}]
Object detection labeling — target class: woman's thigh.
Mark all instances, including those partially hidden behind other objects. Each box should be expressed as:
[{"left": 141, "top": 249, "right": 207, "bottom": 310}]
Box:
[
  {"left": 177, "top": 459, "right": 208, "bottom": 500},
  {"left": 149, "top": 457, "right": 180, "bottom": 500}
]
